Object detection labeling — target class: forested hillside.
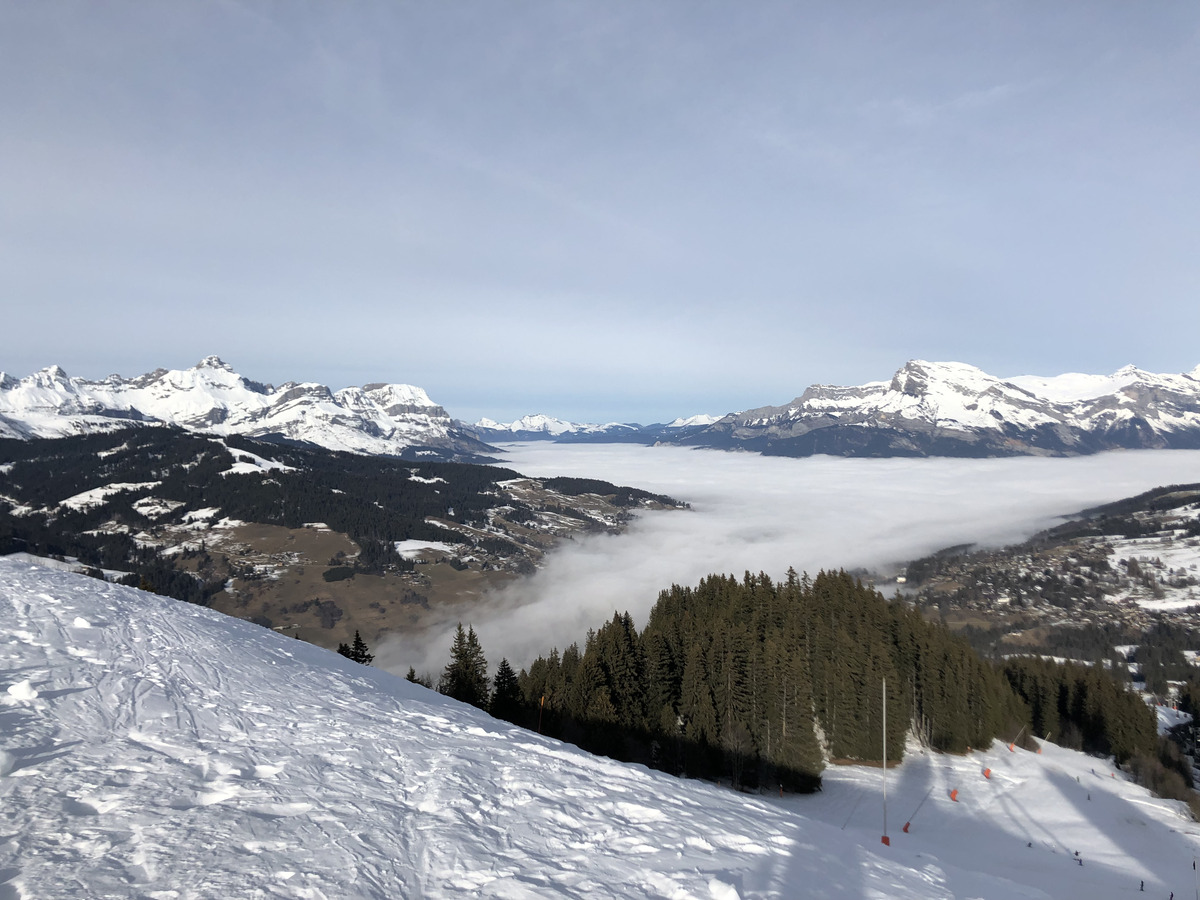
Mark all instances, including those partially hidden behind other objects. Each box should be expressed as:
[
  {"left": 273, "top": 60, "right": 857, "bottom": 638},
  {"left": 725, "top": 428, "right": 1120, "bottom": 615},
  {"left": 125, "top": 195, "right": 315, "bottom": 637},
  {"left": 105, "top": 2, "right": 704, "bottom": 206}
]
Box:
[
  {"left": 503, "top": 571, "right": 1024, "bottom": 792},
  {"left": 0, "top": 429, "right": 680, "bottom": 614},
  {"left": 1002, "top": 657, "right": 1156, "bottom": 764},
  {"left": 425, "top": 569, "right": 1167, "bottom": 799}
]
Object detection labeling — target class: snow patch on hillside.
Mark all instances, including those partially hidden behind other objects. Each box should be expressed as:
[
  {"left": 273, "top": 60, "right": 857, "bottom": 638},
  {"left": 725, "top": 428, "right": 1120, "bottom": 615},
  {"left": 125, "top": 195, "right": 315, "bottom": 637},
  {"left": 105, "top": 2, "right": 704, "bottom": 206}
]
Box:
[
  {"left": 667, "top": 413, "right": 719, "bottom": 428},
  {"left": 394, "top": 539, "right": 461, "bottom": 559},
  {"left": 60, "top": 481, "right": 160, "bottom": 511},
  {"left": 1007, "top": 367, "right": 1146, "bottom": 403}
]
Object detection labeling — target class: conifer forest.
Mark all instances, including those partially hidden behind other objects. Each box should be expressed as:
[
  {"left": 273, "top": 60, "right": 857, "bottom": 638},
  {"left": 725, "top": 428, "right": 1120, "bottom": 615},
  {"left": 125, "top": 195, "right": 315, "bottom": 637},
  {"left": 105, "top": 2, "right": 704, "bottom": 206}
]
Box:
[{"left": 427, "top": 569, "right": 1164, "bottom": 796}]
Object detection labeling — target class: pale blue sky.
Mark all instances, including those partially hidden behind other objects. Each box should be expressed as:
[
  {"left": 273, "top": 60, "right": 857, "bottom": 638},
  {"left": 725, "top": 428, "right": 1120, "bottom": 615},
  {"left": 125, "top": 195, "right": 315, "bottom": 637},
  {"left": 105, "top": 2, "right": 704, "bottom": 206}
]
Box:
[{"left": 2, "top": 2, "right": 1198, "bottom": 423}]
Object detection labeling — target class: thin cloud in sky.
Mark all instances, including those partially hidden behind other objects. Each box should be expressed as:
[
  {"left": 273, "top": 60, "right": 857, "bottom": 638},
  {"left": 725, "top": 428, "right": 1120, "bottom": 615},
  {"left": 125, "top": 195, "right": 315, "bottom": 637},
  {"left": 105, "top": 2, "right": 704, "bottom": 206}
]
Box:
[
  {"left": 1, "top": 3, "right": 1199, "bottom": 422},
  {"left": 378, "top": 444, "right": 1200, "bottom": 678}
]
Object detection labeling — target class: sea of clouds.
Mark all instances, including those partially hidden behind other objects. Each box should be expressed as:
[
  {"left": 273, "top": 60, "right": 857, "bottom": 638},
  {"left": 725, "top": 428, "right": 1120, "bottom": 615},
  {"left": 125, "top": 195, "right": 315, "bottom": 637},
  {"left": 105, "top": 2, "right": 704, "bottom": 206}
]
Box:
[{"left": 379, "top": 445, "right": 1200, "bottom": 678}]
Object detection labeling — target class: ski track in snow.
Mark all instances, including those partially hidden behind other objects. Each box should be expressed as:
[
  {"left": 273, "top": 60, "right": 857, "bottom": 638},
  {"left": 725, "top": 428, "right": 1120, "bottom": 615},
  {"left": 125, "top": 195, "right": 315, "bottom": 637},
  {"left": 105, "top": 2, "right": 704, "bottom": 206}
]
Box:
[{"left": 3, "top": 558, "right": 1200, "bottom": 899}]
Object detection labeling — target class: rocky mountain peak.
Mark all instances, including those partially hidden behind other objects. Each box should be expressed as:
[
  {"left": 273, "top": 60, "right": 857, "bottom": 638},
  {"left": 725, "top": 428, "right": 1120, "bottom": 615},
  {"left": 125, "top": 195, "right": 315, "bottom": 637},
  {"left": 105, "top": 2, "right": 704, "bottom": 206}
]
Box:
[{"left": 0, "top": 360, "right": 494, "bottom": 461}]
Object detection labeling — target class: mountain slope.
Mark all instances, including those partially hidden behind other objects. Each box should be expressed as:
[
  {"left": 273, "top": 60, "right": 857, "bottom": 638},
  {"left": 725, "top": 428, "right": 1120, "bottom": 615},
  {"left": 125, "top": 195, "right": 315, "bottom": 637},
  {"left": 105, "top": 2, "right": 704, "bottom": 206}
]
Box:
[
  {"left": 671, "top": 360, "right": 1200, "bottom": 458},
  {"left": 3, "top": 558, "right": 1198, "bottom": 899},
  {"left": 0, "top": 429, "right": 681, "bottom": 652},
  {"left": 0, "top": 357, "right": 495, "bottom": 461}
]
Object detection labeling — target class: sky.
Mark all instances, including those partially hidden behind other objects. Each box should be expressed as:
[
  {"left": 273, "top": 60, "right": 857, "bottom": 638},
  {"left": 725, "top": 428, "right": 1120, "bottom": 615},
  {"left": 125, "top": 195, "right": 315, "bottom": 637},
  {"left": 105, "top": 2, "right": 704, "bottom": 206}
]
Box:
[
  {"left": 2, "top": 2, "right": 1199, "bottom": 424},
  {"left": 380, "top": 443, "right": 1200, "bottom": 677}
]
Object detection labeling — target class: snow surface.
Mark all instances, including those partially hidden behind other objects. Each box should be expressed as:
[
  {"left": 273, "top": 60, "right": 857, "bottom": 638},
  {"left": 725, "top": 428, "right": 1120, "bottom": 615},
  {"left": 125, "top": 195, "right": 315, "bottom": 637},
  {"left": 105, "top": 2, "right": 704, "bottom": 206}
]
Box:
[
  {"left": 666, "top": 414, "right": 720, "bottom": 428},
  {"left": 1, "top": 552, "right": 129, "bottom": 582},
  {"left": 60, "top": 482, "right": 160, "bottom": 512},
  {"left": 1107, "top": 532, "right": 1200, "bottom": 611},
  {"left": 1155, "top": 704, "right": 1192, "bottom": 735},
  {"left": 4, "top": 558, "right": 1200, "bottom": 899},
  {"left": 1006, "top": 367, "right": 1146, "bottom": 403},
  {"left": 393, "top": 539, "right": 461, "bottom": 559},
  {"left": 219, "top": 443, "right": 298, "bottom": 477},
  {"left": 408, "top": 474, "right": 447, "bottom": 485}
]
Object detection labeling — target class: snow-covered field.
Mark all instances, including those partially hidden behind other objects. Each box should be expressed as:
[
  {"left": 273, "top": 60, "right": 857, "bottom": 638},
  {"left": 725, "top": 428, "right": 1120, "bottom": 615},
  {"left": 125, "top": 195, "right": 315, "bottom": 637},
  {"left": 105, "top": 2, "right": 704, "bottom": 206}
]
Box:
[
  {"left": 4, "top": 558, "right": 1200, "bottom": 899},
  {"left": 1105, "top": 502, "right": 1200, "bottom": 610}
]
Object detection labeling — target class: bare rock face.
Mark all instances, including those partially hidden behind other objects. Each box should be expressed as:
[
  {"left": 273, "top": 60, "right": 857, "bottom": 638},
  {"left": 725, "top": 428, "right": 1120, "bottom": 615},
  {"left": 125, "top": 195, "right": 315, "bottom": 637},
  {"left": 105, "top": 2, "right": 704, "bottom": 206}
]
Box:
[{"left": 0, "top": 358, "right": 496, "bottom": 461}]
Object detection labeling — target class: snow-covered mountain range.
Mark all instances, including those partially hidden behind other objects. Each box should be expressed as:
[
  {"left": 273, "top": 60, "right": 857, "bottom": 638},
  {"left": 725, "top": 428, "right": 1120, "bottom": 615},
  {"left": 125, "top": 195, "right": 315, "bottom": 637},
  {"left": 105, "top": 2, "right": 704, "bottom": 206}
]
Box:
[
  {"left": 485, "top": 360, "right": 1200, "bottom": 458},
  {"left": 0, "top": 357, "right": 494, "bottom": 461},
  {"left": 4, "top": 555, "right": 1199, "bottom": 899},
  {"left": 6, "top": 357, "right": 1200, "bottom": 459},
  {"left": 472, "top": 413, "right": 720, "bottom": 444},
  {"left": 671, "top": 360, "right": 1200, "bottom": 457},
  {"left": 474, "top": 413, "right": 642, "bottom": 440}
]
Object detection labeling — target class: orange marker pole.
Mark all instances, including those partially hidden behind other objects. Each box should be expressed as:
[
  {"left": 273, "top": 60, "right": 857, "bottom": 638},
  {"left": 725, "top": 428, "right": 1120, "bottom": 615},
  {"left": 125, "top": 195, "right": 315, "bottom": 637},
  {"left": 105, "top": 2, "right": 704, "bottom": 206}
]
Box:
[
  {"left": 1010, "top": 725, "right": 1027, "bottom": 752},
  {"left": 903, "top": 787, "right": 934, "bottom": 834}
]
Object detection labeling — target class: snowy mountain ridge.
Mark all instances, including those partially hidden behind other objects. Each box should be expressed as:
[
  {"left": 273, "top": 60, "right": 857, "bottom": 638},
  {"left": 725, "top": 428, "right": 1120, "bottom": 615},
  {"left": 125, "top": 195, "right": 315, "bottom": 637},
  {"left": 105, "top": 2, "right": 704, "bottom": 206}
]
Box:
[
  {"left": 473, "top": 360, "right": 1200, "bottom": 457},
  {"left": 6, "top": 356, "right": 1200, "bottom": 459},
  {"left": 0, "top": 357, "right": 494, "bottom": 461},
  {"left": 472, "top": 413, "right": 719, "bottom": 445},
  {"left": 669, "top": 359, "right": 1200, "bottom": 457},
  {"left": 4, "top": 557, "right": 1200, "bottom": 899},
  {"left": 474, "top": 413, "right": 641, "bottom": 438}
]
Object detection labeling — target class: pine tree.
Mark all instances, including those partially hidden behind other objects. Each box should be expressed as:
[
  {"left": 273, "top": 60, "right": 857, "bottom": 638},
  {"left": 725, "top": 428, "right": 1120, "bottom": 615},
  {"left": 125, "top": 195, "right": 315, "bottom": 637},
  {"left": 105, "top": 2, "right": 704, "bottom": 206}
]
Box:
[
  {"left": 438, "top": 623, "right": 490, "bottom": 709},
  {"left": 490, "top": 658, "right": 523, "bottom": 724},
  {"left": 351, "top": 630, "right": 374, "bottom": 665},
  {"left": 643, "top": 630, "right": 679, "bottom": 720},
  {"left": 405, "top": 666, "right": 433, "bottom": 689},
  {"left": 680, "top": 643, "right": 717, "bottom": 747},
  {"left": 337, "top": 630, "right": 374, "bottom": 665}
]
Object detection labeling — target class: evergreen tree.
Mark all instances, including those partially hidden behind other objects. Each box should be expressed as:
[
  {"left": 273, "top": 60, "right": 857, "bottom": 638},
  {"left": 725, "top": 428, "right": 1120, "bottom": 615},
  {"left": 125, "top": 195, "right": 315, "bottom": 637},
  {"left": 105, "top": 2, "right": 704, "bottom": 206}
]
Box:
[
  {"left": 351, "top": 630, "right": 374, "bottom": 665},
  {"left": 438, "top": 623, "right": 490, "bottom": 709},
  {"left": 405, "top": 666, "right": 433, "bottom": 689},
  {"left": 337, "top": 631, "right": 374, "bottom": 665},
  {"left": 680, "top": 643, "right": 718, "bottom": 747},
  {"left": 490, "top": 658, "right": 523, "bottom": 724}
]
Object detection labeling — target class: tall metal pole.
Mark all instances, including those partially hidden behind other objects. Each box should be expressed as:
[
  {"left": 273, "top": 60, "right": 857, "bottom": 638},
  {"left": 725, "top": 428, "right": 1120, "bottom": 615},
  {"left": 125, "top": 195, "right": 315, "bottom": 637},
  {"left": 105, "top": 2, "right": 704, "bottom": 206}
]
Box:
[{"left": 882, "top": 676, "right": 889, "bottom": 845}]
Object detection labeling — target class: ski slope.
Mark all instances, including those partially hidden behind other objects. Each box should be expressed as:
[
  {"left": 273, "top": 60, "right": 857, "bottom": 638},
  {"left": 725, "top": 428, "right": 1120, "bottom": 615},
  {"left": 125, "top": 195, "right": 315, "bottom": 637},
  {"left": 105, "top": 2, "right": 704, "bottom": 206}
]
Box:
[{"left": 3, "top": 557, "right": 1200, "bottom": 899}]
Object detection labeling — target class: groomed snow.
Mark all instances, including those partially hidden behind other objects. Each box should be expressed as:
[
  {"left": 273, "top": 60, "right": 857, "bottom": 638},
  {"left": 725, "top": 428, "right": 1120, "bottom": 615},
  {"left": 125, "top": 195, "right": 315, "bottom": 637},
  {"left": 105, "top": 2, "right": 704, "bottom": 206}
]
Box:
[
  {"left": 1155, "top": 704, "right": 1192, "bottom": 735},
  {"left": 3, "top": 558, "right": 1200, "bottom": 899}
]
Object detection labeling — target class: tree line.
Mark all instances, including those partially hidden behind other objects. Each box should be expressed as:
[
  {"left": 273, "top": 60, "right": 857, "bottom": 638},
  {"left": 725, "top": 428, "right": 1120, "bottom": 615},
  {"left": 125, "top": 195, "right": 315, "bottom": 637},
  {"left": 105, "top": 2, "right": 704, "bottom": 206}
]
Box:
[
  {"left": 1000, "top": 656, "right": 1156, "bottom": 764},
  {"left": 416, "top": 570, "right": 1034, "bottom": 793}
]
